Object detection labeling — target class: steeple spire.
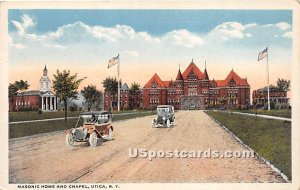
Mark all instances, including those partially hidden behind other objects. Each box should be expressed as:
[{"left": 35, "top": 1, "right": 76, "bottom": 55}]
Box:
[
  {"left": 203, "top": 61, "right": 209, "bottom": 80},
  {"left": 43, "top": 65, "right": 48, "bottom": 76}
]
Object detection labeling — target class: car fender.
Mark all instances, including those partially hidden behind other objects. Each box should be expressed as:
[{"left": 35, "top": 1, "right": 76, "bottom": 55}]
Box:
[{"left": 65, "top": 129, "right": 71, "bottom": 134}]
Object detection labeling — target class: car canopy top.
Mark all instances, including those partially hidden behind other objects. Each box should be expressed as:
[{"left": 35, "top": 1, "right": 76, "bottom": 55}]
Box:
[{"left": 157, "top": 105, "right": 173, "bottom": 109}]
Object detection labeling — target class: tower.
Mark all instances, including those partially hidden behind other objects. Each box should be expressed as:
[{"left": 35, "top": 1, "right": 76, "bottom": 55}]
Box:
[{"left": 40, "top": 65, "right": 51, "bottom": 92}]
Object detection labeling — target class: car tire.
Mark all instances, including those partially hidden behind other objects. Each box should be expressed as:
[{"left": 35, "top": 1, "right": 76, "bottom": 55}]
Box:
[
  {"left": 66, "top": 133, "right": 74, "bottom": 146},
  {"left": 167, "top": 119, "right": 171, "bottom": 128},
  {"left": 107, "top": 127, "right": 113, "bottom": 140},
  {"left": 89, "top": 132, "right": 98, "bottom": 147},
  {"left": 152, "top": 120, "right": 156, "bottom": 128}
]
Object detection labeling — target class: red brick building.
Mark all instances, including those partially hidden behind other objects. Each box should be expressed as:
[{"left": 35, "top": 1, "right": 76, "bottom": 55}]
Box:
[
  {"left": 252, "top": 85, "right": 289, "bottom": 109},
  {"left": 103, "top": 83, "right": 142, "bottom": 111},
  {"left": 9, "top": 65, "right": 57, "bottom": 112},
  {"left": 143, "top": 60, "right": 250, "bottom": 110}
]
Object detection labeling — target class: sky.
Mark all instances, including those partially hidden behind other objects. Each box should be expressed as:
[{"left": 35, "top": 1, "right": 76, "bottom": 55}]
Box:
[{"left": 8, "top": 9, "right": 292, "bottom": 97}]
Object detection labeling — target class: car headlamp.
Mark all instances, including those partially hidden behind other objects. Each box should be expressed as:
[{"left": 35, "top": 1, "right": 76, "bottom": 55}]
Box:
[{"left": 162, "top": 116, "right": 166, "bottom": 120}]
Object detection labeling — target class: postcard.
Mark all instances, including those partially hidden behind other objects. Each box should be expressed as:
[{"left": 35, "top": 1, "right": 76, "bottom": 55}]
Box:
[{"left": 0, "top": 1, "right": 299, "bottom": 190}]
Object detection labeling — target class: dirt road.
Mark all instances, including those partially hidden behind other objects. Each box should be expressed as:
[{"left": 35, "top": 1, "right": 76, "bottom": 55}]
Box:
[{"left": 9, "top": 111, "right": 284, "bottom": 183}]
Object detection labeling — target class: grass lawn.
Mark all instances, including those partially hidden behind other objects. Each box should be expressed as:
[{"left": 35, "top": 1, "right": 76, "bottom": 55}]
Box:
[
  {"left": 238, "top": 109, "right": 291, "bottom": 118},
  {"left": 9, "top": 110, "right": 149, "bottom": 122},
  {"left": 9, "top": 112, "right": 154, "bottom": 139},
  {"left": 205, "top": 111, "right": 291, "bottom": 180},
  {"left": 9, "top": 111, "right": 82, "bottom": 122}
]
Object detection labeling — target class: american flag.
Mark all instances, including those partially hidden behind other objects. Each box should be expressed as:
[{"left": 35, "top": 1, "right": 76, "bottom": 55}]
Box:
[
  {"left": 108, "top": 54, "right": 120, "bottom": 68},
  {"left": 258, "top": 48, "right": 268, "bottom": 61}
]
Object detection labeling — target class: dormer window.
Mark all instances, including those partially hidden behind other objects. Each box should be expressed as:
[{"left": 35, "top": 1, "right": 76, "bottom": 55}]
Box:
[
  {"left": 229, "top": 78, "right": 236, "bottom": 87},
  {"left": 152, "top": 82, "right": 157, "bottom": 88}
]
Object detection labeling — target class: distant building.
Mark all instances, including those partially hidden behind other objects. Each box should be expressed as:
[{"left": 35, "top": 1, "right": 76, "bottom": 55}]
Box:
[
  {"left": 9, "top": 65, "right": 57, "bottom": 112},
  {"left": 142, "top": 60, "right": 250, "bottom": 110},
  {"left": 103, "top": 83, "right": 142, "bottom": 111},
  {"left": 252, "top": 85, "right": 289, "bottom": 109}
]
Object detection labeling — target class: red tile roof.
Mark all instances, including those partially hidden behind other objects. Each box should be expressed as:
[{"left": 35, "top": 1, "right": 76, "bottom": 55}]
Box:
[
  {"left": 182, "top": 62, "right": 204, "bottom": 79},
  {"left": 143, "top": 73, "right": 166, "bottom": 88},
  {"left": 203, "top": 68, "right": 209, "bottom": 80},
  {"left": 215, "top": 69, "right": 249, "bottom": 87},
  {"left": 175, "top": 69, "right": 184, "bottom": 80},
  {"left": 163, "top": 81, "right": 170, "bottom": 87}
]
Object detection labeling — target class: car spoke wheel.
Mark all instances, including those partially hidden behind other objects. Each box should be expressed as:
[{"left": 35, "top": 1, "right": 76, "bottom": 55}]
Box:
[
  {"left": 107, "top": 128, "right": 113, "bottom": 140},
  {"left": 167, "top": 119, "right": 171, "bottom": 128},
  {"left": 89, "top": 132, "right": 98, "bottom": 147},
  {"left": 66, "top": 133, "right": 74, "bottom": 146}
]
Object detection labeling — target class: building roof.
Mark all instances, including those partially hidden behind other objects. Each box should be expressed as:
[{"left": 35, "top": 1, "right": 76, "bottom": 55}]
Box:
[
  {"left": 121, "top": 83, "right": 129, "bottom": 90},
  {"left": 143, "top": 73, "right": 166, "bottom": 88},
  {"left": 203, "top": 68, "right": 209, "bottom": 80},
  {"left": 182, "top": 61, "right": 205, "bottom": 80},
  {"left": 214, "top": 69, "right": 249, "bottom": 87},
  {"left": 175, "top": 69, "right": 184, "bottom": 80},
  {"left": 16, "top": 90, "right": 41, "bottom": 96},
  {"left": 257, "top": 85, "right": 284, "bottom": 92}
]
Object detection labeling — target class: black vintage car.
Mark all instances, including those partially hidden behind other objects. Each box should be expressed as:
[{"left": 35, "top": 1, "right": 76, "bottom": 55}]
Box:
[{"left": 152, "top": 105, "right": 175, "bottom": 128}]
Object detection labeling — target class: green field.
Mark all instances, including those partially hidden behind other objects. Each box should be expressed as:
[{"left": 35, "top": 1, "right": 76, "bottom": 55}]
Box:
[
  {"left": 9, "top": 111, "right": 81, "bottom": 122},
  {"left": 238, "top": 109, "right": 291, "bottom": 118},
  {"left": 9, "top": 111, "right": 153, "bottom": 139},
  {"left": 9, "top": 110, "right": 150, "bottom": 122},
  {"left": 205, "top": 111, "right": 291, "bottom": 180}
]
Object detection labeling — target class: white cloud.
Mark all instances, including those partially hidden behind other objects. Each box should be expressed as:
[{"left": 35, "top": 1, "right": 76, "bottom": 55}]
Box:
[
  {"left": 22, "top": 14, "right": 35, "bottom": 28},
  {"left": 9, "top": 19, "right": 292, "bottom": 68},
  {"left": 163, "top": 29, "right": 204, "bottom": 48},
  {"left": 11, "top": 14, "right": 36, "bottom": 36},
  {"left": 245, "top": 23, "right": 257, "bottom": 28},
  {"left": 275, "top": 22, "right": 291, "bottom": 30},
  {"left": 282, "top": 31, "right": 292, "bottom": 39},
  {"left": 210, "top": 22, "right": 246, "bottom": 39},
  {"left": 11, "top": 20, "right": 25, "bottom": 35}
]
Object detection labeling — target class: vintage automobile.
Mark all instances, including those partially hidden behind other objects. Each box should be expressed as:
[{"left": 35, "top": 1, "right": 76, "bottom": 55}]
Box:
[
  {"left": 152, "top": 105, "right": 175, "bottom": 128},
  {"left": 65, "top": 111, "right": 113, "bottom": 147}
]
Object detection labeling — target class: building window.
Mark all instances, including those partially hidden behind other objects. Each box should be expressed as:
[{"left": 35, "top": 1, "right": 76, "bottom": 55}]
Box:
[{"left": 152, "top": 82, "right": 157, "bottom": 88}]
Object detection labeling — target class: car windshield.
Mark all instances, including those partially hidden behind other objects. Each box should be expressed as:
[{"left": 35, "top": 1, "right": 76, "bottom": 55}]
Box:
[{"left": 157, "top": 108, "right": 169, "bottom": 115}]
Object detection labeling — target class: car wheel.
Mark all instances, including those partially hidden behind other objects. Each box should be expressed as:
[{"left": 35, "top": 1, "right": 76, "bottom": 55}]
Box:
[
  {"left": 152, "top": 120, "right": 156, "bottom": 128},
  {"left": 66, "top": 133, "right": 74, "bottom": 146},
  {"left": 107, "top": 127, "right": 113, "bottom": 140},
  {"left": 89, "top": 132, "right": 98, "bottom": 147},
  {"left": 167, "top": 119, "right": 171, "bottom": 128}
]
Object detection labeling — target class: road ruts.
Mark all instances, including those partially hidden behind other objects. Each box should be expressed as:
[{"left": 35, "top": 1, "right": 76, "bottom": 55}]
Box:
[{"left": 9, "top": 111, "right": 285, "bottom": 183}]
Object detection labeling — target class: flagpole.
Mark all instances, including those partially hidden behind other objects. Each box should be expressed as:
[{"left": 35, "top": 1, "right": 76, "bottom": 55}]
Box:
[
  {"left": 117, "top": 56, "right": 120, "bottom": 112},
  {"left": 266, "top": 49, "right": 270, "bottom": 110}
]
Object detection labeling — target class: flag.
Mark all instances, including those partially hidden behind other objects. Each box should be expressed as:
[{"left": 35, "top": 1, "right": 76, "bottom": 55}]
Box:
[
  {"left": 108, "top": 54, "right": 120, "bottom": 68},
  {"left": 258, "top": 48, "right": 268, "bottom": 61}
]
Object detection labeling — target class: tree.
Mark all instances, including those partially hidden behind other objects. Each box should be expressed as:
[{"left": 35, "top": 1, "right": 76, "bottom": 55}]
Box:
[
  {"left": 81, "top": 85, "right": 99, "bottom": 111},
  {"left": 277, "top": 78, "right": 290, "bottom": 92},
  {"left": 8, "top": 83, "right": 18, "bottom": 111},
  {"left": 93, "top": 90, "right": 103, "bottom": 111},
  {"left": 52, "top": 70, "right": 86, "bottom": 120},
  {"left": 129, "top": 82, "right": 141, "bottom": 95},
  {"left": 129, "top": 82, "right": 141, "bottom": 109},
  {"left": 102, "top": 77, "right": 121, "bottom": 96},
  {"left": 14, "top": 80, "right": 30, "bottom": 109}
]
